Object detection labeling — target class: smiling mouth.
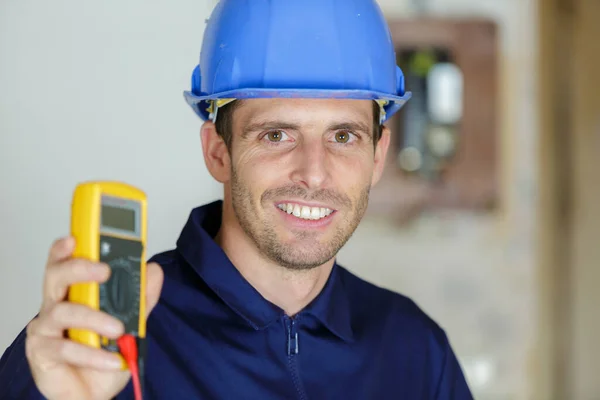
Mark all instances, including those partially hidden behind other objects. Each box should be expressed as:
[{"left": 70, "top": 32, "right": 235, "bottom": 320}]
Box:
[{"left": 276, "top": 203, "right": 335, "bottom": 221}]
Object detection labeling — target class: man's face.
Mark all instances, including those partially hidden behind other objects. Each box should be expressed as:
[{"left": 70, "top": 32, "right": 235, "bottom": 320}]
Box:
[{"left": 223, "top": 98, "right": 389, "bottom": 270}]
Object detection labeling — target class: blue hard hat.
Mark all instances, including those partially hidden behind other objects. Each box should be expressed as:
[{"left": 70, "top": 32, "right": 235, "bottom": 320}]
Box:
[{"left": 183, "top": 0, "right": 411, "bottom": 123}]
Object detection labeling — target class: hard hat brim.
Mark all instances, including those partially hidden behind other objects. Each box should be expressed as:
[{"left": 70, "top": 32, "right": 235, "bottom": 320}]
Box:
[{"left": 183, "top": 88, "right": 412, "bottom": 123}]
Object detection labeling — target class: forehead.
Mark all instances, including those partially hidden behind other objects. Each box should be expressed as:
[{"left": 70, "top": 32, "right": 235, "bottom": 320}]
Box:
[{"left": 232, "top": 98, "right": 374, "bottom": 124}]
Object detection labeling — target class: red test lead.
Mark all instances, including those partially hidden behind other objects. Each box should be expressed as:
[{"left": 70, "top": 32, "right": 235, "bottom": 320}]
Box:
[{"left": 117, "top": 334, "right": 143, "bottom": 400}]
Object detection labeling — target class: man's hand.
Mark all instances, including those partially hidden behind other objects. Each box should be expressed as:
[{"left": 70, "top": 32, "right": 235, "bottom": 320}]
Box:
[{"left": 25, "top": 236, "right": 164, "bottom": 400}]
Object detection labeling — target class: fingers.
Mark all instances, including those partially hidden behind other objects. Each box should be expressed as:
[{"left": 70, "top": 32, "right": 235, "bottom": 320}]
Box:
[
  {"left": 28, "top": 302, "right": 124, "bottom": 339},
  {"left": 145, "top": 262, "right": 164, "bottom": 318},
  {"left": 43, "top": 258, "right": 111, "bottom": 307},
  {"left": 26, "top": 335, "right": 123, "bottom": 371},
  {"left": 47, "top": 237, "right": 75, "bottom": 264},
  {"left": 25, "top": 301, "right": 126, "bottom": 375}
]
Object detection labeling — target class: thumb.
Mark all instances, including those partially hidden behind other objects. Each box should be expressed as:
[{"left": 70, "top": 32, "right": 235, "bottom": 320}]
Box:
[{"left": 145, "top": 262, "right": 164, "bottom": 318}]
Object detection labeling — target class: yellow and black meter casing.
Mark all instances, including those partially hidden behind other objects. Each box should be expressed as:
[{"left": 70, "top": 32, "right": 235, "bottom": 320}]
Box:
[{"left": 67, "top": 181, "right": 147, "bottom": 370}]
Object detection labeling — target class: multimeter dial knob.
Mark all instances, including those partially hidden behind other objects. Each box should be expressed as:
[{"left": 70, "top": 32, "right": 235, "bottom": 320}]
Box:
[
  {"left": 104, "top": 257, "right": 139, "bottom": 319},
  {"left": 98, "top": 235, "right": 143, "bottom": 335}
]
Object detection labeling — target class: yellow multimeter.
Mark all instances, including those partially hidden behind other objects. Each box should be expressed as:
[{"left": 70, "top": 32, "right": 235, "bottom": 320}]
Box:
[{"left": 67, "top": 181, "right": 147, "bottom": 370}]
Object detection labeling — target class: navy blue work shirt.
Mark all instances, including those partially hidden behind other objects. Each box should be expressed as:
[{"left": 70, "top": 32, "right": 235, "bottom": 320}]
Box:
[{"left": 0, "top": 200, "right": 473, "bottom": 399}]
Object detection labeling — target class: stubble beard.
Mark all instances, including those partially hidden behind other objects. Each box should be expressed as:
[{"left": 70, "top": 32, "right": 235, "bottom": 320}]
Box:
[{"left": 230, "top": 167, "right": 370, "bottom": 271}]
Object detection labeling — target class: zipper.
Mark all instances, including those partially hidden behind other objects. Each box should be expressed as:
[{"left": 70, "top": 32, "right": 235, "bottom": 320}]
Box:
[
  {"left": 287, "top": 317, "right": 299, "bottom": 356},
  {"left": 285, "top": 316, "right": 307, "bottom": 400}
]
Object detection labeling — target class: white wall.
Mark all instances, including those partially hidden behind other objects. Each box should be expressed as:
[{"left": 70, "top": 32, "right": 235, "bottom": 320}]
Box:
[{"left": 0, "top": 0, "right": 220, "bottom": 351}]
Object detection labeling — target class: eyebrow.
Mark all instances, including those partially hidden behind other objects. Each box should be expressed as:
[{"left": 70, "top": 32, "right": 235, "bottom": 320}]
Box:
[
  {"left": 242, "top": 120, "right": 372, "bottom": 139},
  {"left": 327, "top": 121, "right": 372, "bottom": 138},
  {"left": 241, "top": 121, "right": 302, "bottom": 139}
]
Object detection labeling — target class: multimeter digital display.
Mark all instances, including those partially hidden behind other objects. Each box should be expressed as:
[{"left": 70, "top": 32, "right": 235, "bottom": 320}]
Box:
[
  {"left": 102, "top": 203, "right": 137, "bottom": 232},
  {"left": 67, "top": 182, "right": 147, "bottom": 372}
]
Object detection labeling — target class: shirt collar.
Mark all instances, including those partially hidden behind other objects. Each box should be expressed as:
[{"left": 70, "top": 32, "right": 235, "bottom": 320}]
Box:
[
  {"left": 175, "top": 200, "right": 354, "bottom": 342},
  {"left": 302, "top": 261, "right": 355, "bottom": 342}
]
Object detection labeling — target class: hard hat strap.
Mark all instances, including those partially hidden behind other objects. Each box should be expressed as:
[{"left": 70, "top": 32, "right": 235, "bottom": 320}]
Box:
[
  {"left": 207, "top": 99, "right": 388, "bottom": 124},
  {"left": 207, "top": 99, "right": 236, "bottom": 123},
  {"left": 376, "top": 100, "right": 388, "bottom": 124}
]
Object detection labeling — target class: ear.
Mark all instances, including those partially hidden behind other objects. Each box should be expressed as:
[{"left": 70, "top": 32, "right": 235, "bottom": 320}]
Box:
[
  {"left": 200, "top": 121, "right": 231, "bottom": 183},
  {"left": 371, "top": 125, "right": 391, "bottom": 187}
]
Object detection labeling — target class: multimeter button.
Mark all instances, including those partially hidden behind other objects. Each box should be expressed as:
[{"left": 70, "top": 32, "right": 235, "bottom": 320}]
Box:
[{"left": 101, "top": 241, "right": 111, "bottom": 256}]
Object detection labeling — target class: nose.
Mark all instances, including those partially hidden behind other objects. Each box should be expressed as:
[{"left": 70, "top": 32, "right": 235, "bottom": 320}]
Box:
[{"left": 289, "top": 138, "right": 331, "bottom": 189}]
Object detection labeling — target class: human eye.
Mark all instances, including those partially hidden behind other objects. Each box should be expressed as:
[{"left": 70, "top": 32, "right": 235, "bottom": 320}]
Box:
[
  {"left": 331, "top": 130, "right": 357, "bottom": 144},
  {"left": 262, "top": 130, "right": 291, "bottom": 143}
]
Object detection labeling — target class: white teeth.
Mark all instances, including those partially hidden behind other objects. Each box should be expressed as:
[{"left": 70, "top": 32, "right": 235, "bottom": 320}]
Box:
[
  {"left": 277, "top": 203, "right": 334, "bottom": 220},
  {"left": 301, "top": 206, "right": 311, "bottom": 218},
  {"left": 310, "top": 207, "right": 320, "bottom": 219}
]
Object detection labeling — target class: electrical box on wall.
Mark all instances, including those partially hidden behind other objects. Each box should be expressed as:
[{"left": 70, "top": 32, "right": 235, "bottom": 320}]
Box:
[{"left": 368, "top": 18, "right": 499, "bottom": 222}]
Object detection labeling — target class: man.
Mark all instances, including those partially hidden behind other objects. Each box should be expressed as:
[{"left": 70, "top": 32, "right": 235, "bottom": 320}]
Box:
[{"left": 0, "top": 0, "right": 473, "bottom": 398}]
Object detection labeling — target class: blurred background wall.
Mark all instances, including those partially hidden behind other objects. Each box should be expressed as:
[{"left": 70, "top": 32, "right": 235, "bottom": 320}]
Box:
[
  {"left": 537, "top": 0, "right": 600, "bottom": 398},
  {"left": 1, "top": 0, "right": 598, "bottom": 399},
  {"left": 338, "top": 0, "right": 539, "bottom": 398}
]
